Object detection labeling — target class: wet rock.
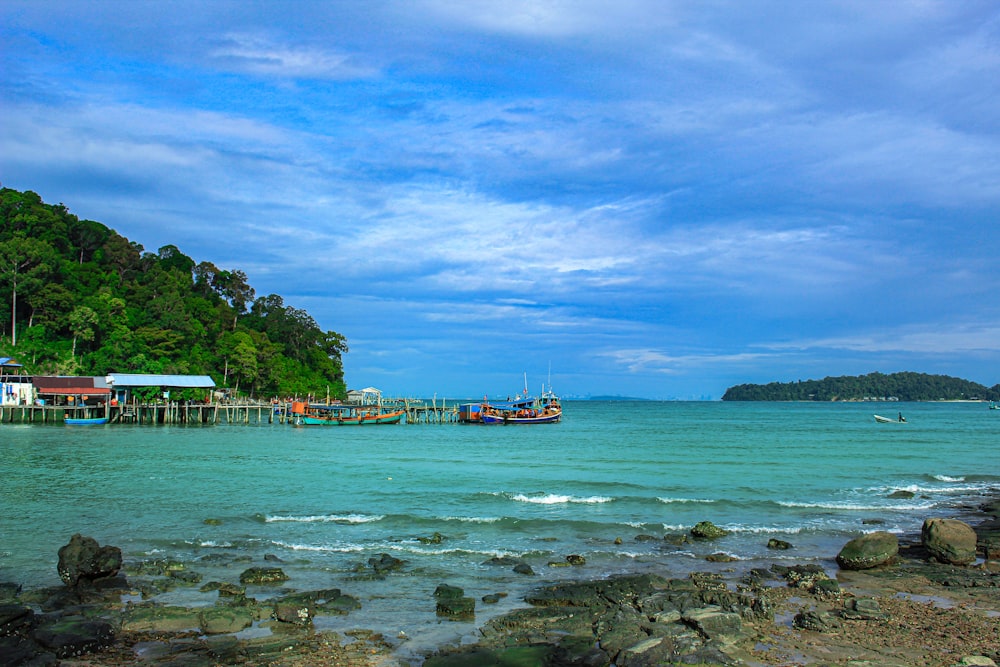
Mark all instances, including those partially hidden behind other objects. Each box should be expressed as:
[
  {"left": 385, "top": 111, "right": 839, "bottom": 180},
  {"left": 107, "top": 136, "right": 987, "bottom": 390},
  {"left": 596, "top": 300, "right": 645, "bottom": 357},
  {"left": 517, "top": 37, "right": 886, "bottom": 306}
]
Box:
[
  {"left": 367, "top": 553, "right": 405, "bottom": 574},
  {"left": 767, "top": 538, "right": 793, "bottom": 550},
  {"left": 836, "top": 531, "right": 898, "bottom": 570},
  {"left": 200, "top": 581, "right": 246, "bottom": 597},
  {"left": 278, "top": 588, "right": 360, "bottom": 616},
  {"left": 691, "top": 521, "right": 729, "bottom": 539},
  {"left": 482, "top": 555, "right": 522, "bottom": 566},
  {"left": 56, "top": 535, "right": 122, "bottom": 587},
  {"left": 0, "top": 636, "right": 56, "bottom": 666},
  {"left": 120, "top": 604, "right": 202, "bottom": 633},
  {"left": 0, "top": 604, "right": 36, "bottom": 636},
  {"left": 434, "top": 584, "right": 474, "bottom": 620},
  {"left": 922, "top": 518, "right": 978, "bottom": 565},
  {"left": 199, "top": 606, "right": 255, "bottom": 633},
  {"left": 32, "top": 614, "right": 115, "bottom": 658},
  {"left": 273, "top": 601, "right": 313, "bottom": 626},
  {"left": 706, "top": 552, "right": 738, "bottom": 562},
  {"left": 513, "top": 563, "right": 535, "bottom": 575},
  {"left": 888, "top": 490, "right": 915, "bottom": 499},
  {"left": 239, "top": 566, "right": 289, "bottom": 585},
  {"left": 418, "top": 532, "right": 446, "bottom": 544},
  {"left": 566, "top": 554, "right": 586, "bottom": 566}
]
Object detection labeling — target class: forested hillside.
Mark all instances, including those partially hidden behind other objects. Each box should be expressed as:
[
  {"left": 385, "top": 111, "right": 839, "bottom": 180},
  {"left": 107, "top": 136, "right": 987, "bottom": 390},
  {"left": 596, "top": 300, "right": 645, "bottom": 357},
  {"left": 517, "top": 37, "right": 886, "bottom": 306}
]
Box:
[
  {"left": 0, "top": 187, "right": 347, "bottom": 399},
  {"left": 722, "top": 372, "right": 1000, "bottom": 401}
]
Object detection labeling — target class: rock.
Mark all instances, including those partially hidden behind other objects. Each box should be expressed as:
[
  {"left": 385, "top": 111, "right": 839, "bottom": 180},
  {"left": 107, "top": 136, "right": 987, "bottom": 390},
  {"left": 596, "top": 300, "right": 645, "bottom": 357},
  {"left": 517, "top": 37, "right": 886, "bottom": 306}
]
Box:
[
  {"left": 842, "top": 597, "right": 888, "bottom": 621},
  {"left": 120, "top": 604, "right": 202, "bottom": 633},
  {"left": 418, "top": 532, "right": 446, "bottom": 544},
  {"left": 922, "top": 518, "right": 978, "bottom": 565},
  {"left": 767, "top": 538, "right": 793, "bottom": 550},
  {"left": 565, "top": 554, "right": 586, "bottom": 566},
  {"left": 0, "top": 604, "right": 36, "bottom": 636},
  {"left": 199, "top": 606, "right": 254, "bottom": 633},
  {"left": 793, "top": 609, "right": 842, "bottom": 631},
  {"left": 239, "top": 566, "right": 289, "bottom": 585},
  {"left": 263, "top": 553, "right": 284, "bottom": 562},
  {"left": 705, "top": 552, "right": 737, "bottom": 562},
  {"left": 278, "top": 589, "right": 361, "bottom": 616},
  {"left": 56, "top": 535, "right": 122, "bottom": 587},
  {"left": 681, "top": 606, "right": 743, "bottom": 640},
  {"left": 513, "top": 563, "right": 534, "bottom": 575},
  {"left": 691, "top": 521, "right": 728, "bottom": 538},
  {"left": 434, "top": 584, "right": 474, "bottom": 620},
  {"left": 956, "top": 658, "right": 998, "bottom": 667},
  {"left": 32, "top": 615, "right": 115, "bottom": 658},
  {"left": 367, "top": 553, "right": 405, "bottom": 574},
  {"left": 200, "top": 581, "right": 246, "bottom": 597},
  {"left": 0, "top": 635, "right": 55, "bottom": 666},
  {"left": 888, "top": 490, "right": 915, "bottom": 499},
  {"left": 273, "top": 601, "right": 313, "bottom": 626},
  {"left": 836, "top": 531, "right": 898, "bottom": 570}
]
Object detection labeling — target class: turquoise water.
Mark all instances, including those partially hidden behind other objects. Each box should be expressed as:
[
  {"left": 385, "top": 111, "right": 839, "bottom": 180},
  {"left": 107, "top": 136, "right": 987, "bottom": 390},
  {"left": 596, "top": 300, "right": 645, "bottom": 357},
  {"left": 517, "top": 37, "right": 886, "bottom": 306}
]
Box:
[{"left": 2, "top": 401, "right": 997, "bottom": 654}]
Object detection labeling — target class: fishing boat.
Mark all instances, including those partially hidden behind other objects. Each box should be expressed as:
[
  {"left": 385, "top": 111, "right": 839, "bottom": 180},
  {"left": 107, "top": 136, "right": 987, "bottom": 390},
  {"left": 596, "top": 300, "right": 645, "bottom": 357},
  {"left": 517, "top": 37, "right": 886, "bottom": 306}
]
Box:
[
  {"left": 478, "top": 383, "right": 562, "bottom": 425},
  {"left": 293, "top": 403, "right": 404, "bottom": 426},
  {"left": 873, "top": 414, "right": 906, "bottom": 423},
  {"left": 64, "top": 416, "right": 108, "bottom": 425}
]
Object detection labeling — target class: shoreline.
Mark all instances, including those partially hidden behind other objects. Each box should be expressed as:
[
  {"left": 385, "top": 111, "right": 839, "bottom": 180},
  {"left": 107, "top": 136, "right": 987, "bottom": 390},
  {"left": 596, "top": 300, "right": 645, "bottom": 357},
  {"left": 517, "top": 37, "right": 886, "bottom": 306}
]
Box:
[{"left": 2, "top": 495, "right": 998, "bottom": 666}]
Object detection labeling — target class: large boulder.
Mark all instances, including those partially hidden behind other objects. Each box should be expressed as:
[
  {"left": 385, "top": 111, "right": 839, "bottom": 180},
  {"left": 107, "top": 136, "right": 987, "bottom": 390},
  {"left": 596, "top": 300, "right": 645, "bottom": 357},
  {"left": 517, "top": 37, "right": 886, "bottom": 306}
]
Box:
[
  {"left": 56, "top": 535, "right": 122, "bottom": 587},
  {"left": 921, "top": 518, "right": 978, "bottom": 565},
  {"left": 836, "top": 531, "right": 898, "bottom": 570}
]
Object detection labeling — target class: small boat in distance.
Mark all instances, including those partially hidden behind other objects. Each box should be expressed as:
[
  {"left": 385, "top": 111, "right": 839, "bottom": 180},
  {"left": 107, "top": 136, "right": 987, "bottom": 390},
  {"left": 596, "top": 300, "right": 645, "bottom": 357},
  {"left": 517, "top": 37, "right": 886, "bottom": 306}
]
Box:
[
  {"left": 64, "top": 416, "right": 109, "bottom": 425},
  {"left": 990, "top": 401, "right": 999, "bottom": 410},
  {"left": 874, "top": 413, "right": 906, "bottom": 423}
]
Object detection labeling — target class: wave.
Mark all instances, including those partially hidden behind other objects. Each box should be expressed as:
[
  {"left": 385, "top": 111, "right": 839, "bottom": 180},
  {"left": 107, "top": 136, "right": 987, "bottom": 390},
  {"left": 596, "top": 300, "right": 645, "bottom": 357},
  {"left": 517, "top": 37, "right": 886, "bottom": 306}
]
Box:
[
  {"left": 263, "top": 513, "right": 385, "bottom": 524},
  {"left": 656, "top": 497, "right": 718, "bottom": 505},
  {"left": 507, "top": 493, "right": 614, "bottom": 505}
]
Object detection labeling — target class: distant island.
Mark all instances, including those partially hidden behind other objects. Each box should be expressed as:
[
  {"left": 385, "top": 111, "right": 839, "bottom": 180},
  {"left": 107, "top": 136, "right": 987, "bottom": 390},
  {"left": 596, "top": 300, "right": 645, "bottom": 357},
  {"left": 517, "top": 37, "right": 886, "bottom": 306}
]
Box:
[{"left": 722, "top": 372, "right": 1000, "bottom": 402}]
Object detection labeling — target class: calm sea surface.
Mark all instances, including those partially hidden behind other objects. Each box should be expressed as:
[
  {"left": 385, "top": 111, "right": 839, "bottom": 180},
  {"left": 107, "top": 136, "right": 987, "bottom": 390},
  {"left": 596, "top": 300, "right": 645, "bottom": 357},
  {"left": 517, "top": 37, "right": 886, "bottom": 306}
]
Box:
[{"left": 2, "top": 401, "right": 998, "bottom": 656}]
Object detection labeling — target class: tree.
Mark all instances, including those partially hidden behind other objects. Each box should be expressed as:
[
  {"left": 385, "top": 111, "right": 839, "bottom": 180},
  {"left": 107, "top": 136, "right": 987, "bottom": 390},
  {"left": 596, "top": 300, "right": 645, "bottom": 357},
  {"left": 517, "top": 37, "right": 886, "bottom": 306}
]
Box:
[
  {"left": 0, "top": 235, "right": 57, "bottom": 346},
  {"left": 213, "top": 269, "right": 255, "bottom": 330},
  {"left": 68, "top": 305, "right": 99, "bottom": 358}
]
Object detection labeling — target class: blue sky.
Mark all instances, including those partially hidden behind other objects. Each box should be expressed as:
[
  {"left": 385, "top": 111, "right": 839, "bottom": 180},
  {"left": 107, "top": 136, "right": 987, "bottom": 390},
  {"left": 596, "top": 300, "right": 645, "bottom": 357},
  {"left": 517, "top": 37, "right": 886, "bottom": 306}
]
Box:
[{"left": 2, "top": 1, "right": 999, "bottom": 399}]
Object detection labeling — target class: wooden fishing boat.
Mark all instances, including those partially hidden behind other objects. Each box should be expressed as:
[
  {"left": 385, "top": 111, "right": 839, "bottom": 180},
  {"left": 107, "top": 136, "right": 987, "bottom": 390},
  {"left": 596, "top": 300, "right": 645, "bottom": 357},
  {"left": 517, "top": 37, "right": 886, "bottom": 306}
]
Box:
[
  {"left": 64, "top": 416, "right": 109, "bottom": 425},
  {"left": 294, "top": 403, "right": 404, "bottom": 426},
  {"left": 478, "top": 387, "right": 562, "bottom": 425}
]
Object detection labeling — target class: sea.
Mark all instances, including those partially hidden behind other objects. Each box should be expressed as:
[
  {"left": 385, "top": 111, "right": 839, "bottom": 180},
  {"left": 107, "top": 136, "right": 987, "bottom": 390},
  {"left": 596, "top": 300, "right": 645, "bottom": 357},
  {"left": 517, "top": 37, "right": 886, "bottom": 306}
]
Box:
[{"left": 2, "top": 400, "right": 998, "bottom": 660}]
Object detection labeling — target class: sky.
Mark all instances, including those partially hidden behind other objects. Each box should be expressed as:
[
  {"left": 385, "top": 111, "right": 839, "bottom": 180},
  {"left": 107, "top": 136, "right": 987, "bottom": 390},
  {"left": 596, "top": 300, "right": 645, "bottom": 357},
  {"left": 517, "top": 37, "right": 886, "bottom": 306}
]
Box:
[{"left": 2, "top": 1, "right": 999, "bottom": 400}]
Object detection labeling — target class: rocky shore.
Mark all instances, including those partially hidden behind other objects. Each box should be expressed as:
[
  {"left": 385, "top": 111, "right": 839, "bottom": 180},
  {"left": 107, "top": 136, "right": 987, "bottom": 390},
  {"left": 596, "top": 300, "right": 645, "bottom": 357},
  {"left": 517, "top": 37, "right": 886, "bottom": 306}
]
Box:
[{"left": 2, "top": 497, "right": 998, "bottom": 667}]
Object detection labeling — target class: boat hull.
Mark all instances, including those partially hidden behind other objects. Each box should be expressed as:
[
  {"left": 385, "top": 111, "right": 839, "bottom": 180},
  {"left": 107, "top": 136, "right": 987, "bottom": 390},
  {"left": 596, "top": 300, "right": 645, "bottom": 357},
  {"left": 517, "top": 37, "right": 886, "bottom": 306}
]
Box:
[
  {"left": 64, "top": 417, "right": 108, "bottom": 425},
  {"left": 873, "top": 414, "right": 905, "bottom": 423},
  {"left": 297, "top": 410, "right": 404, "bottom": 426},
  {"left": 480, "top": 411, "right": 561, "bottom": 425}
]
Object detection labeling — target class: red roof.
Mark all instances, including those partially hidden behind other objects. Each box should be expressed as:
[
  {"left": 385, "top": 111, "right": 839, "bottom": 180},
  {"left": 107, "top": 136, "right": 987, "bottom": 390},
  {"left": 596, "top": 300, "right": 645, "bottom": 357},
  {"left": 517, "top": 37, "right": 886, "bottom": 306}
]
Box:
[{"left": 33, "top": 376, "right": 111, "bottom": 395}]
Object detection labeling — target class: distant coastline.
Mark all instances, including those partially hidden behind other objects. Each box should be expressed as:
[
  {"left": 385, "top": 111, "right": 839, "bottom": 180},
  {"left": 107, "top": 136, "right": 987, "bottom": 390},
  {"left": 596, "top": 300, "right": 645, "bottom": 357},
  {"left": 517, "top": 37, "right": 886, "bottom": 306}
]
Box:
[{"left": 722, "top": 371, "right": 1000, "bottom": 402}]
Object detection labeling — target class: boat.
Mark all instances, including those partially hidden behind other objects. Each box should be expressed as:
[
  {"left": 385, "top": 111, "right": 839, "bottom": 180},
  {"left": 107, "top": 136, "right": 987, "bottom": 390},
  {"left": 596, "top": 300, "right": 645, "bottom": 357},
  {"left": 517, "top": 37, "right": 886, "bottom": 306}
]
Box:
[
  {"left": 477, "top": 381, "right": 562, "bottom": 425},
  {"left": 990, "top": 401, "right": 999, "bottom": 410},
  {"left": 64, "top": 416, "right": 108, "bottom": 425},
  {"left": 873, "top": 414, "right": 906, "bottom": 423},
  {"left": 293, "top": 403, "right": 404, "bottom": 426}
]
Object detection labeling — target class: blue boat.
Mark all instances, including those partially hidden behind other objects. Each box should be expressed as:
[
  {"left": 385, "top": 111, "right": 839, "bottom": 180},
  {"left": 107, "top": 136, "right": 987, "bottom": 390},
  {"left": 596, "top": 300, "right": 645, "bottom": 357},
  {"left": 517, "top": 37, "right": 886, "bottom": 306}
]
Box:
[{"left": 64, "top": 416, "right": 109, "bottom": 425}]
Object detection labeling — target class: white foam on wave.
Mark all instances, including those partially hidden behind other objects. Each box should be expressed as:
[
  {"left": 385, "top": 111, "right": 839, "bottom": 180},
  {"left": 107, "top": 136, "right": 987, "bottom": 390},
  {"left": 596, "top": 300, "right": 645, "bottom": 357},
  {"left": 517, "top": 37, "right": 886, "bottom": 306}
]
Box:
[
  {"left": 440, "top": 515, "right": 503, "bottom": 524},
  {"left": 510, "top": 493, "right": 613, "bottom": 505},
  {"left": 932, "top": 475, "right": 966, "bottom": 482},
  {"left": 271, "top": 540, "right": 364, "bottom": 553},
  {"left": 777, "top": 500, "right": 935, "bottom": 511},
  {"left": 656, "top": 497, "right": 717, "bottom": 505},
  {"left": 265, "top": 513, "right": 384, "bottom": 524}
]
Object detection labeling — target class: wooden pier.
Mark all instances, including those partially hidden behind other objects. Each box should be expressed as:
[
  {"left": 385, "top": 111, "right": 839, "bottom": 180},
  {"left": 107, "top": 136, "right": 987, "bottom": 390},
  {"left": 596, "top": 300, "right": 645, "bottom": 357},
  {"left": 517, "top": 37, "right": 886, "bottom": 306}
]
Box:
[
  {"left": 1, "top": 399, "right": 467, "bottom": 425},
  {"left": 0, "top": 400, "right": 293, "bottom": 426},
  {"left": 402, "top": 398, "right": 459, "bottom": 424}
]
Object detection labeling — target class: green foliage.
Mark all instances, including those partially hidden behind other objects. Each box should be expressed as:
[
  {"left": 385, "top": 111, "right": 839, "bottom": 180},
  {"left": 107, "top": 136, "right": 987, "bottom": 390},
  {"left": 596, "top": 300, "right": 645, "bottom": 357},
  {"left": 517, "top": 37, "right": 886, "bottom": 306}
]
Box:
[
  {"left": 0, "top": 187, "right": 347, "bottom": 399},
  {"left": 722, "top": 372, "right": 1000, "bottom": 402}
]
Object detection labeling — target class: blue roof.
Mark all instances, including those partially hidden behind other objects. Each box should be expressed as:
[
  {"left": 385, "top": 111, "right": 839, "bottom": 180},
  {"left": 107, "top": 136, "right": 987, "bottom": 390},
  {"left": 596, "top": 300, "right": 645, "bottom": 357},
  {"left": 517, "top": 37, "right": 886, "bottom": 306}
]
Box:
[
  {"left": 0, "top": 357, "right": 23, "bottom": 367},
  {"left": 106, "top": 373, "right": 216, "bottom": 388}
]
